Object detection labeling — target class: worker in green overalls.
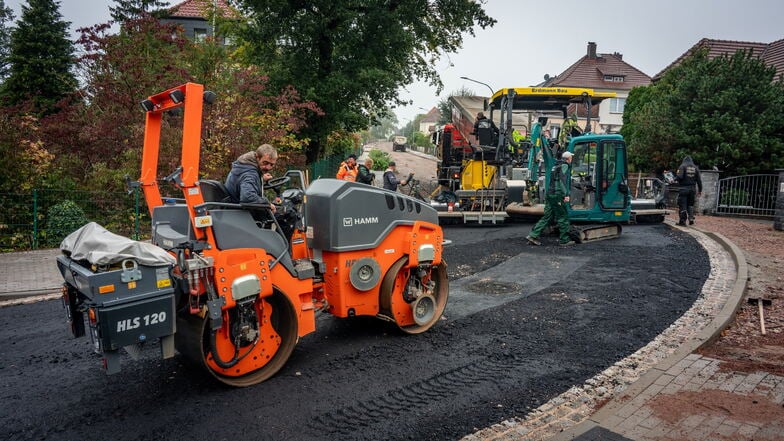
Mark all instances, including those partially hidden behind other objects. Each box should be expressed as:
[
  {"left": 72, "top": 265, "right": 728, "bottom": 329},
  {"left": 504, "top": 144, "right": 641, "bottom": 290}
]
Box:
[{"left": 526, "top": 151, "right": 575, "bottom": 246}]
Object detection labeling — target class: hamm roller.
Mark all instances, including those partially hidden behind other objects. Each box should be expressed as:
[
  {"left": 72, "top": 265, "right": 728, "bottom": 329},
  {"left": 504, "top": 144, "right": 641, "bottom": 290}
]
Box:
[{"left": 57, "top": 83, "right": 448, "bottom": 387}]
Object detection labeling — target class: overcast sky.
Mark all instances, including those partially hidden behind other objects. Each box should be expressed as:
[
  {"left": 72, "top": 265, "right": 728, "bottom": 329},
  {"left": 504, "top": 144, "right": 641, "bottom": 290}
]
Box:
[{"left": 6, "top": 0, "right": 784, "bottom": 126}]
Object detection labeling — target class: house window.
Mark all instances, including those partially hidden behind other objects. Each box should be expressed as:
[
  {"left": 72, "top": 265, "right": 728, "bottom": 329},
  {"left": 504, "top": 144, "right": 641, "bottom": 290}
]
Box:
[
  {"left": 603, "top": 75, "right": 625, "bottom": 82},
  {"left": 610, "top": 98, "right": 626, "bottom": 114},
  {"left": 194, "top": 28, "right": 208, "bottom": 42}
]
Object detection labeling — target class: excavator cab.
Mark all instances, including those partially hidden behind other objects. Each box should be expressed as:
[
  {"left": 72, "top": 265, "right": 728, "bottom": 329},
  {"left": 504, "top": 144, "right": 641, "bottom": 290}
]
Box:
[{"left": 565, "top": 136, "right": 630, "bottom": 223}]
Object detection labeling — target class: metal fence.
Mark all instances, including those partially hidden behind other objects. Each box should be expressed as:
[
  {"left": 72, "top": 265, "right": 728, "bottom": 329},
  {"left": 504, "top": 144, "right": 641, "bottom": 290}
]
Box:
[
  {"left": 0, "top": 153, "right": 356, "bottom": 252},
  {"left": 308, "top": 155, "right": 347, "bottom": 181},
  {"left": 0, "top": 188, "right": 146, "bottom": 251},
  {"left": 715, "top": 174, "right": 779, "bottom": 218},
  {"left": 407, "top": 143, "right": 437, "bottom": 157}
]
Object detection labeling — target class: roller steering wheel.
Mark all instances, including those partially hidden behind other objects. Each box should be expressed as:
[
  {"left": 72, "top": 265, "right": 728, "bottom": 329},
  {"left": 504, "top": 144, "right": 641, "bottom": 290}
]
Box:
[{"left": 265, "top": 176, "right": 291, "bottom": 194}]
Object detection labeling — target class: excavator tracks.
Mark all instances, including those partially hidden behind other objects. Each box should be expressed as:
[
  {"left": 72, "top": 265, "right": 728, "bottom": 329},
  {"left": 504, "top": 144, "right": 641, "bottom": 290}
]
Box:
[{"left": 573, "top": 223, "right": 622, "bottom": 243}]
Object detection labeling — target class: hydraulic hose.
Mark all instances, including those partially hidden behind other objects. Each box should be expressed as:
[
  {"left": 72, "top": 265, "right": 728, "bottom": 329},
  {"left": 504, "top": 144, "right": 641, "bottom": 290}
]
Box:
[
  {"left": 208, "top": 325, "right": 260, "bottom": 370},
  {"left": 209, "top": 329, "right": 240, "bottom": 369}
]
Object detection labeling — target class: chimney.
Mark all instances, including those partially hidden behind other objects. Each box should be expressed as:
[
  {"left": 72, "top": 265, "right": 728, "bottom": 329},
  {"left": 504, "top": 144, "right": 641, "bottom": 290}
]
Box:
[
  {"left": 587, "top": 42, "right": 597, "bottom": 59},
  {"left": 613, "top": 51, "right": 623, "bottom": 60}
]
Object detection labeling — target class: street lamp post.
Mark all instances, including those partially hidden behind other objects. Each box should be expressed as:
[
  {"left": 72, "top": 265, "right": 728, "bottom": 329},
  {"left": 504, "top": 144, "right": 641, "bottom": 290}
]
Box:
[
  {"left": 416, "top": 106, "right": 429, "bottom": 153},
  {"left": 459, "top": 76, "right": 494, "bottom": 97}
]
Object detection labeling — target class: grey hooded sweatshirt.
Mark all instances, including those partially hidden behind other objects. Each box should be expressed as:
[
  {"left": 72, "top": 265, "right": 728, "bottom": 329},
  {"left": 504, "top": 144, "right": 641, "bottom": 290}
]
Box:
[{"left": 225, "top": 151, "right": 269, "bottom": 204}]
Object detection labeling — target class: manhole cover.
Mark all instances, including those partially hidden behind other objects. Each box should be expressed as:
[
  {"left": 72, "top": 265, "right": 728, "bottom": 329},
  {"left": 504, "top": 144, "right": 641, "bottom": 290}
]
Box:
[{"left": 465, "top": 280, "right": 521, "bottom": 295}]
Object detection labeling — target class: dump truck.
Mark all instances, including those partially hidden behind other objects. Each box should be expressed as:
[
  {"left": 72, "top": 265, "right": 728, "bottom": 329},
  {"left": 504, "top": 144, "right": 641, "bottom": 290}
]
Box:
[
  {"left": 392, "top": 135, "right": 407, "bottom": 152},
  {"left": 56, "top": 83, "right": 449, "bottom": 387}
]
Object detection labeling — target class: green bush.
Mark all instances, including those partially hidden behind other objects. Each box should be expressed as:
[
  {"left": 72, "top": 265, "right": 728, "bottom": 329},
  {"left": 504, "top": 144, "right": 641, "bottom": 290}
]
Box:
[
  {"left": 44, "top": 200, "right": 89, "bottom": 248},
  {"left": 369, "top": 149, "right": 391, "bottom": 170},
  {"left": 719, "top": 188, "right": 749, "bottom": 207},
  {"left": 410, "top": 131, "right": 431, "bottom": 148}
]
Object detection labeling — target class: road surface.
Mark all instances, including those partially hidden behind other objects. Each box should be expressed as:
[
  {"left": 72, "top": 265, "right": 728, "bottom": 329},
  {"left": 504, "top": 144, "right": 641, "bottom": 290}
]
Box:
[{"left": 0, "top": 223, "right": 709, "bottom": 441}]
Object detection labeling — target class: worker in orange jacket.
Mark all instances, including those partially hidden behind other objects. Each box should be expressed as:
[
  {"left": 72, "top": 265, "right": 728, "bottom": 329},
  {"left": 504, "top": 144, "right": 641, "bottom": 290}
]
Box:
[{"left": 336, "top": 154, "right": 358, "bottom": 181}]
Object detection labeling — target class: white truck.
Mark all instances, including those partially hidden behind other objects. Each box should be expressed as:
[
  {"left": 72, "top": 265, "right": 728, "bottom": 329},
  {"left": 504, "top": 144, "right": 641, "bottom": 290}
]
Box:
[{"left": 392, "top": 135, "right": 407, "bottom": 152}]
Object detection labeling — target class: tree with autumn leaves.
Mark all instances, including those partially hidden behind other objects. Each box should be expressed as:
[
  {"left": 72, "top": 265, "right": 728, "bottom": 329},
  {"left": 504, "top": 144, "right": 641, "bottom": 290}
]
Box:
[
  {"left": 0, "top": 0, "right": 496, "bottom": 194},
  {"left": 0, "top": 9, "right": 320, "bottom": 193},
  {"left": 0, "top": 0, "right": 76, "bottom": 193}
]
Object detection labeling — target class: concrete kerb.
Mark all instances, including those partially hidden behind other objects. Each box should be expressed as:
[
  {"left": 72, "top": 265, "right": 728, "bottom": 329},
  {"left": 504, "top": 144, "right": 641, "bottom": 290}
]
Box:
[
  {"left": 0, "top": 292, "right": 61, "bottom": 308},
  {"left": 548, "top": 220, "right": 749, "bottom": 441},
  {"left": 693, "top": 230, "right": 748, "bottom": 350}
]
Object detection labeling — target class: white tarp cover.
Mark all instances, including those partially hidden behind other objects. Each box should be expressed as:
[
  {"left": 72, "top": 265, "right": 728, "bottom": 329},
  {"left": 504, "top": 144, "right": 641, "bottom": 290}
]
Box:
[{"left": 61, "top": 222, "right": 175, "bottom": 266}]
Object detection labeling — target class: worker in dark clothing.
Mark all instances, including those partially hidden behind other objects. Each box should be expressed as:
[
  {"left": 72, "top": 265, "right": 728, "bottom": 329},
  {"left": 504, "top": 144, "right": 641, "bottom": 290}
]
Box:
[
  {"left": 382, "top": 161, "right": 408, "bottom": 191},
  {"left": 225, "top": 143, "right": 278, "bottom": 213},
  {"left": 526, "top": 151, "right": 575, "bottom": 246},
  {"left": 357, "top": 157, "right": 375, "bottom": 185},
  {"left": 472, "top": 112, "right": 499, "bottom": 146},
  {"left": 675, "top": 156, "right": 702, "bottom": 226}
]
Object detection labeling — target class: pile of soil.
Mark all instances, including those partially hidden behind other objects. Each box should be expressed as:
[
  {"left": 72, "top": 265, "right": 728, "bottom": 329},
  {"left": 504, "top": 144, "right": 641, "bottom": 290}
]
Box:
[{"left": 675, "top": 213, "right": 784, "bottom": 375}]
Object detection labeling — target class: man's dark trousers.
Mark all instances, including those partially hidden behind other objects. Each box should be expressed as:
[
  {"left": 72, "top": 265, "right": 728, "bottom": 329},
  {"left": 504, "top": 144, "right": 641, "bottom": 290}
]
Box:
[{"left": 678, "top": 187, "right": 696, "bottom": 224}]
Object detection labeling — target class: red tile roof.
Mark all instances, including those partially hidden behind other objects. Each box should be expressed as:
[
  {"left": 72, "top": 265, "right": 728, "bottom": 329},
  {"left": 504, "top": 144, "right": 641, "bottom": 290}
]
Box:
[
  {"left": 168, "top": 0, "right": 237, "bottom": 19},
  {"left": 421, "top": 107, "right": 440, "bottom": 123},
  {"left": 544, "top": 42, "right": 652, "bottom": 91},
  {"left": 653, "top": 38, "right": 784, "bottom": 80},
  {"left": 762, "top": 39, "right": 784, "bottom": 81}
]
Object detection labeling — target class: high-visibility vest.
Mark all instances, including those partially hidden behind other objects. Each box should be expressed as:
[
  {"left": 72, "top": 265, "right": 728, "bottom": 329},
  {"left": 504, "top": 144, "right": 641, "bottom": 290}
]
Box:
[{"left": 336, "top": 162, "right": 358, "bottom": 181}]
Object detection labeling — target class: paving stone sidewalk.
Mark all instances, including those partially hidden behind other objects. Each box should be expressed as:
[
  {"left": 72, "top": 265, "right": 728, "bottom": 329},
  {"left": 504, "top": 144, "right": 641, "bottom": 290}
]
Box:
[
  {"left": 588, "top": 353, "right": 784, "bottom": 440},
  {"left": 0, "top": 248, "right": 63, "bottom": 302}
]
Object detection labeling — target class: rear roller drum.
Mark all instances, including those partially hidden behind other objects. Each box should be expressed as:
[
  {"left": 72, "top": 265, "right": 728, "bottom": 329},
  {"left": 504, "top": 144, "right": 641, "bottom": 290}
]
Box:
[
  {"left": 176, "top": 291, "right": 298, "bottom": 387},
  {"left": 379, "top": 258, "right": 449, "bottom": 334}
]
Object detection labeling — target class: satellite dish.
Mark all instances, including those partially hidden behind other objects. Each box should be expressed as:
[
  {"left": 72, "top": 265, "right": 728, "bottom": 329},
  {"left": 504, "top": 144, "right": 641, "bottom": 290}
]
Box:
[{"left": 544, "top": 74, "right": 550, "bottom": 81}]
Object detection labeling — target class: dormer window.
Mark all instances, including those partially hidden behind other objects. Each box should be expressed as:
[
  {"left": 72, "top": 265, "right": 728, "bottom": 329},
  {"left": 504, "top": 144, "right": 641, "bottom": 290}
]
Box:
[{"left": 603, "top": 75, "right": 625, "bottom": 82}]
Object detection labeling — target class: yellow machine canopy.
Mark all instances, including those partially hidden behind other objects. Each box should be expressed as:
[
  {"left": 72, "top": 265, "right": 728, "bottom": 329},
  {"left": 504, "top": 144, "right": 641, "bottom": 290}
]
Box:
[{"left": 488, "top": 87, "right": 616, "bottom": 112}]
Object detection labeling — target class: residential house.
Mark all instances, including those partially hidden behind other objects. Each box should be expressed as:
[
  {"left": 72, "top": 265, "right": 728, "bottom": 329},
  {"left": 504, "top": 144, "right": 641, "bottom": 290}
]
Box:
[
  {"left": 417, "top": 107, "right": 440, "bottom": 134},
  {"left": 654, "top": 38, "right": 784, "bottom": 81},
  {"left": 541, "top": 42, "right": 652, "bottom": 134},
  {"left": 160, "top": 0, "right": 237, "bottom": 44}
]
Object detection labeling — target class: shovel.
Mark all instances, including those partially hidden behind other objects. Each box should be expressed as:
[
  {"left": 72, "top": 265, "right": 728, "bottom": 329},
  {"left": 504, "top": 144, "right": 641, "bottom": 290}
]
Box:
[{"left": 748, "top": 297, "right": 772, "bottom": 336}]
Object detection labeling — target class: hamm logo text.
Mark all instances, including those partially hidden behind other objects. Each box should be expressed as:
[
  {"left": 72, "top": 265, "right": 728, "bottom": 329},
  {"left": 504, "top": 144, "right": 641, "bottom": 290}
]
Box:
[{"left": 343, "top": 216, "right": 379, "bottom": 227}]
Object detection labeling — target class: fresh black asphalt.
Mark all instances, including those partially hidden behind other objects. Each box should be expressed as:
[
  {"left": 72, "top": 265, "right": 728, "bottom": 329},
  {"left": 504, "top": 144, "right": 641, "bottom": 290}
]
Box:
[{"left": 0, "top": 223, "right": 709, "bottom": 441}]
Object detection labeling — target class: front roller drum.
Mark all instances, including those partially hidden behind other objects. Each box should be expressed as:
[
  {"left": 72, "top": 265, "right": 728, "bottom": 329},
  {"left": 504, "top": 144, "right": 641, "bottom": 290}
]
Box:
[
  {"left": 176, "top": 292, "right": 298, "bottom": 387},
  {"left": 379, "top": 258, "right": 449, "bottom": 334}
]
